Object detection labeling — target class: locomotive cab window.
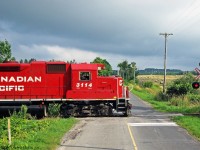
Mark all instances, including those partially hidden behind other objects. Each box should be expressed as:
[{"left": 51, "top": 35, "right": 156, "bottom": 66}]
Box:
[{"left": 80, "top": 72, "right": 91, "bottom": 81}]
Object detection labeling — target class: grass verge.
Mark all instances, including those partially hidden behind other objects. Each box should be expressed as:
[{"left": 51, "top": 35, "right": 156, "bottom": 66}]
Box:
[
  {"left": 172, "top": 116, "right": 200, "bottom": 141},
  {"left": 132, "top": 85, "right": 200, "bottom": 114},
  {"left": 0, "top": 117, "right": 77, "bottom": 150}
]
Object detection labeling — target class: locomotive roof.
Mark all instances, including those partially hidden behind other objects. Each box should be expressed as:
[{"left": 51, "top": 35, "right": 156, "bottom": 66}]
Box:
[
  {"left": 0, "top": 61, "right": 104, "bottom": 70},
  {"left": 71, "top": 63, "right": 99, "bottom": 70}
]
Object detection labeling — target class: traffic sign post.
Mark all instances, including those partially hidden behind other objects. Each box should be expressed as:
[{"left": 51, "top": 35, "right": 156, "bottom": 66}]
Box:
[{"left": 192, "top": 67, "right": 200, "bottom": 89}]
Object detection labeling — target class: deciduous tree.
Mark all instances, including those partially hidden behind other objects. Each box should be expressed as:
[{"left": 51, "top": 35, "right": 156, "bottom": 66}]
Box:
[
  {"left": 0, "top": 40, "right": 15, "bottom": 62},
  {"left": 91, "top": 57, "right": 112, "bottom": 76},
  {"left": 117, "top": 60, "right": 137, "bottom": 81}
]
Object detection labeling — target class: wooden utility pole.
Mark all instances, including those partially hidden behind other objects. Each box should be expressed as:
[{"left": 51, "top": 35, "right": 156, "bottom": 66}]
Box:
[{"left": 159, "top": 33, "right": 173, "bottom": 93}]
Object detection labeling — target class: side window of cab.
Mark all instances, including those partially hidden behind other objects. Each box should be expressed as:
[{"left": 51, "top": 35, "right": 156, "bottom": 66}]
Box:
[{"left": 80, "top": 72, "right": 91, "bottom": 81}]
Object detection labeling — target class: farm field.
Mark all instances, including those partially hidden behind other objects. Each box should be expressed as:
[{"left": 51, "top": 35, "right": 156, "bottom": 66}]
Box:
[{"left": 137, "top": 75, "right": 183, "bottom": 84}]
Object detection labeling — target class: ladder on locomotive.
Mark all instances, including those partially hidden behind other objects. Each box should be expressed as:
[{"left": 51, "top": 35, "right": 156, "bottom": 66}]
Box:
[
  {"left": 116, "top": 86, "right": 128, "bottom": 113},
  {"left": 116, "top": 98, "right": 127, "bottom": 113}
]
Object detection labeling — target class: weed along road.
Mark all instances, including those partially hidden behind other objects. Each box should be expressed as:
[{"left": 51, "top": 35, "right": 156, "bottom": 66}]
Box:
[{"left": 57, "top": 94, "right": 200, "bottom": 150}]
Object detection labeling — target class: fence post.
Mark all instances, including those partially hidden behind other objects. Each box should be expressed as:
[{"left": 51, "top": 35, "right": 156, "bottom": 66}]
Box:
[{"left": 8, "top": 118, "right": 11, "bottom": 145}]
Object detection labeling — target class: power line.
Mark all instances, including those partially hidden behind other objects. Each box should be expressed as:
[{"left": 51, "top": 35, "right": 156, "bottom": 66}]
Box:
[
  {"left": 159, "top": 33, "right": 173, "bottom": 93},
  {"left": 169, "top": 0, "right": 200, "bottom": 34}
]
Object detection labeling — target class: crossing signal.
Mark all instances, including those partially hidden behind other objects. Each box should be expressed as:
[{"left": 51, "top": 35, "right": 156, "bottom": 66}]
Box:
[{"left": 192, "top": 82, "right": 200, "bottom": 89}]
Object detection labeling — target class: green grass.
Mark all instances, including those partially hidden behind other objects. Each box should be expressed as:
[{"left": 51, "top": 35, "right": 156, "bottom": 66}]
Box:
[
  {"left": 172, "top": 116, "right": 200, "bottom": 140},
  {"left": 131, "top": 84, "right": 200, "bottom": 114},
  {"left": 132, "top": 86, "right": 177, "bottom": 112},
  {"left": 0, "top": 117, "right": 77, "bottom": 150}
]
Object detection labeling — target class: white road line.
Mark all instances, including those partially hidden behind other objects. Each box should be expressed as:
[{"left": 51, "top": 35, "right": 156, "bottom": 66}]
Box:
[
  {"left": 133, "top": 114, "right": 183, "bottom": 117},
  {"left": 148, "top": 118, "right": 169, "bottom": 121},
  {"left": 128, "top": 122, "right": 178, "bottom": 127},
  {"left": 147, "top": 119, "right": 169, "bottom": 121}
]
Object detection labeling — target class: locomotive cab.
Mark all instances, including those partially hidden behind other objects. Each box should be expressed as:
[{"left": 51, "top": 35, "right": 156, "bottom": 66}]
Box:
[
  {"left": 63, "top": 63, "right": 131, "bottom": 117},
  {"left": 66, "top": 63, "right": 129, "bottom": 100}
]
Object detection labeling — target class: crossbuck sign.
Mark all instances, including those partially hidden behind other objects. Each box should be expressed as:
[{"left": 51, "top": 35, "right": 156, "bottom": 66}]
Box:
[{"left": 195, "top": 68, "right": 200, "bottom": 80}]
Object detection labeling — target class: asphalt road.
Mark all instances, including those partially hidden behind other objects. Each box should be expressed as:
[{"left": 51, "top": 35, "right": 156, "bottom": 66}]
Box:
[
  {"left": 57, "top": 94, "right": 200, "bottom": 150},
  {"left": 127, "top": 94, "right": 200, "bottom": 150}
]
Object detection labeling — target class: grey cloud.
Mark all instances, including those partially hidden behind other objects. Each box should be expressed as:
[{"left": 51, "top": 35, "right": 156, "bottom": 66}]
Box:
[
  {"left": 0, "top": 0, "right": 199, "bottom": 70},
  {"left": 0, "top": 1, "right": 156, "bottom": 46}
]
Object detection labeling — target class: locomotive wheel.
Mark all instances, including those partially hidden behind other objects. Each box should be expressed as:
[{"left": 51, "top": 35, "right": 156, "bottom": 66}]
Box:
[
  {"left": 60, "top": 104, "right": 70, "bottom": 118},
  {"left": 100, "top": 105, "right": 113, "bottom": 116},
  {"left": 108, "top": 107, "right": 113, "bottom": 116},
  {"left": 123, "top": 107, "right": 131, "bottom": 117},
  {"left": 60, "top": 104, "right": 79, "bottom": 117}
]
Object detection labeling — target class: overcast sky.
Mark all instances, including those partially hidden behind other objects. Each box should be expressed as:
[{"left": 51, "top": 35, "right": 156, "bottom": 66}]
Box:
[{"left": 0, "top": 0, "right": 200, "bottom": 70}]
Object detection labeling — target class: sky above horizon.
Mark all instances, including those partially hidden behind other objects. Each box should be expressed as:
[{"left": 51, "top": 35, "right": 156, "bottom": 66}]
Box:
[{"left": 0, "top": 0, "right": 200, "bottom": 71}]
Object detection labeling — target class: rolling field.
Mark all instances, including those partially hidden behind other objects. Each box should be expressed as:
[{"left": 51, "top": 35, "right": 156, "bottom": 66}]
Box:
[{"left": 137, "top": 75, "right": 183, "bottom": 84}]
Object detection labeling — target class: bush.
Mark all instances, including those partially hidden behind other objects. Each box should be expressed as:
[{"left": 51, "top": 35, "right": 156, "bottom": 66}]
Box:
[
  {"left": 167, "top": 83, "right": 190, "bottom": 96},
  {"left": 155, "top": 92, "right": 169, "bottom": 101},
  {"left": 167, "top": 73, "right": 194, "bottom": 96},
  {"left": 142, "top": 81, "right": 153, "bottom": 88},
  {"left": 48, "top": 103, "right": 61, "bottom": 117},
  {"left": 10, "top": 105, "right": 33, "bottom": 120}
]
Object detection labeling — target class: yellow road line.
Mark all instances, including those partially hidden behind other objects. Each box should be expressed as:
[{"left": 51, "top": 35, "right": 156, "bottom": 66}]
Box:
[{"left": 127, "top": 123, "right": 138, "bottom": 150}]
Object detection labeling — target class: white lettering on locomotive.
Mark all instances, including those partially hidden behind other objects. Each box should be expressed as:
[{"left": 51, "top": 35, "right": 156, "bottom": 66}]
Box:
[
  {"left": 0, "top": 76, "right": 41, "bottom": 92},
  {"left": 0, "top": 85, "right": 24, "bottom": 91},
  {"left": 0, "top": 76, "right": 42, "bottom": 83},
  {"left": 76, "top": 82, "right": 92, "bottom": 88}
]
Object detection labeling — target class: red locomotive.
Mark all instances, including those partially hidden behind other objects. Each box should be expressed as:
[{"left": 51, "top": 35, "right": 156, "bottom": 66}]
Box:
[{"left": 0, "top": 61, "right": 131, "bottom": 117}]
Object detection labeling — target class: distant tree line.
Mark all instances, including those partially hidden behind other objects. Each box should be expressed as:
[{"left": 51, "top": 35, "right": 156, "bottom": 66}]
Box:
[
  {"left": 138, "top": 68, "right": 184, "bottom": 75},
  {"left": 19, "top": 58, "right": 36, "bottom": 63}
]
